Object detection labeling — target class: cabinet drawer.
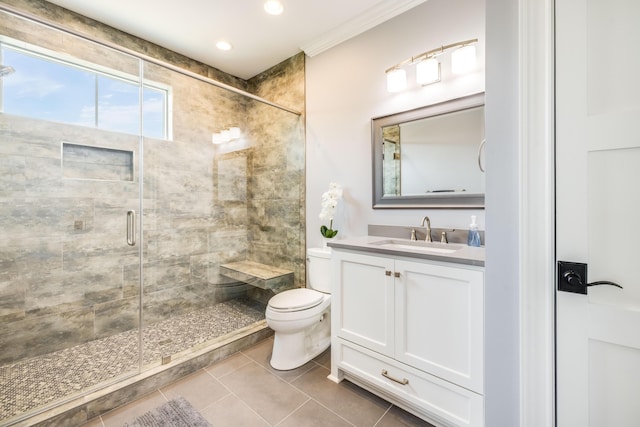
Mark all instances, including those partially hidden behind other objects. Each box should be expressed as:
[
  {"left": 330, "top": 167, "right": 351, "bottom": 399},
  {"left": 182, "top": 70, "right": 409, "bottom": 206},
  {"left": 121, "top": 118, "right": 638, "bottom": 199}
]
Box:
[{"left": 336, "top": 339, "right": 484, "bottom": 427}]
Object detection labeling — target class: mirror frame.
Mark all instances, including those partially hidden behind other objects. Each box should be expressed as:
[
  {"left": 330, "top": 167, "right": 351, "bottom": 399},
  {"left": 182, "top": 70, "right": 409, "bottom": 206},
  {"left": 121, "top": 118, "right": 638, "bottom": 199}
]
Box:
[{"left": 372, "top": 92, "right": 485, "bottom": 209}]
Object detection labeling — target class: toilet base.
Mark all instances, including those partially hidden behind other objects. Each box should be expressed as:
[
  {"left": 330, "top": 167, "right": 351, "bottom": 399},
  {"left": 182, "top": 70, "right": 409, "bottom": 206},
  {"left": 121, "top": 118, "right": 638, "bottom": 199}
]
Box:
[{"left": 270, "top": 310, "right": 331, "bottom": 370}]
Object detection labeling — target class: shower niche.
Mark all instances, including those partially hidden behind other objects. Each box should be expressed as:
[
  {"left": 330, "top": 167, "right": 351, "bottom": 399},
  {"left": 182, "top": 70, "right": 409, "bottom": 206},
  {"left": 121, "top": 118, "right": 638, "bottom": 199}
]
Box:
[{"left": 62, "top": 143, "right": 134, "bottom": 181}]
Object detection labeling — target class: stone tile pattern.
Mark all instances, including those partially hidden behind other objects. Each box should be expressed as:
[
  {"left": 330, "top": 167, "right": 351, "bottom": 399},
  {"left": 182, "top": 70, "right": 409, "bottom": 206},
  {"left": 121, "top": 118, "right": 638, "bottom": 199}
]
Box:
[
  {"left": 0, "top": 297, "right": 265, "bottom": 423},
  {"left": 0, "top": 0, "right": 305, "bottom": 420},
  {"left": 246, "top": 52, "right": 307, "bottom": 293},
  {"left": 0, "top": 3, "right": 304, "bottom": 355}
]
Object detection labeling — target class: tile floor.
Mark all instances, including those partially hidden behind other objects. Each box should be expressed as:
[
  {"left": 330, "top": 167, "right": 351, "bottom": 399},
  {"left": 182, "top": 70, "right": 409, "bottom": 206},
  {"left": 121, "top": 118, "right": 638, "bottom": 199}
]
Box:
[
  {"left": 81, "top": 337, "right": 435, "bottom": 427},
  {"left": 1, "top": 298, "right": 265, "bottom": 423}
]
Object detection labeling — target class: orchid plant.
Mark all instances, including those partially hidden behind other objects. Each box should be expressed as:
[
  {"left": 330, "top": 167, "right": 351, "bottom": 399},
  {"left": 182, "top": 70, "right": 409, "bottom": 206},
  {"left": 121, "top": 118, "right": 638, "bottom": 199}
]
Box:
[{"left": 319, "top": 182, "right": 343, "bottom": 239}]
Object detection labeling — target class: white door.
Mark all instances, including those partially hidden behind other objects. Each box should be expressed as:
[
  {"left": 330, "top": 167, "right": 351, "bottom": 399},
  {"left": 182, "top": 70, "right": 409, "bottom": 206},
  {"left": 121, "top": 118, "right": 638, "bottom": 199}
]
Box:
[{"left": 556, "top": 0, "right": 640, "bottom": 425}]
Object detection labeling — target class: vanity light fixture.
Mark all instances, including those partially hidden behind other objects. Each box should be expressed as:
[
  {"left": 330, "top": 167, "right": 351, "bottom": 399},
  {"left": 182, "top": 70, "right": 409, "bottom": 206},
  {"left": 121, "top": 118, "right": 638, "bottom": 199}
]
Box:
[
  {"left": 386, "top": 67, "right": 407, "bottom": 93},
  {"left": 212, "top": 133, "right": 224, "bottom": 144},
  {"left": 415, "top": 57, "right": 440, "bottom": 85},
  {"left": 212, "top": 127, "right": 241, "bottom": 144},
  {"left": 385, "top": 38, "right": 478, "bottom": 92},
  {"left": 451, "top": 44, "right": 477, "bottom": 74},
  {"left": 229, "top": 126, "right": 241, "bottom": 139}
]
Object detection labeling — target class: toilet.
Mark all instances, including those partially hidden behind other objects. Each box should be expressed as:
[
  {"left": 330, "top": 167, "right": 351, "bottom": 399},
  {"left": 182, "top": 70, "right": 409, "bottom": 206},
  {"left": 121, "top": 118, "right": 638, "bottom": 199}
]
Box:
[{"left": 266, "top": 247, "right": 332, "bottom": 370}]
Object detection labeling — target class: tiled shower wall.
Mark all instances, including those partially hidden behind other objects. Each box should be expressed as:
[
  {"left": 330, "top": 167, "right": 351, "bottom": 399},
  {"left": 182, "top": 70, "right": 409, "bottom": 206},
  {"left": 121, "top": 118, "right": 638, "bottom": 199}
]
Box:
[
  {"left": 246, "top": 55, "right": 306, "bottom": 302},
  {"left": 0, "top": 0, "right": 305, "bottom": 365}
]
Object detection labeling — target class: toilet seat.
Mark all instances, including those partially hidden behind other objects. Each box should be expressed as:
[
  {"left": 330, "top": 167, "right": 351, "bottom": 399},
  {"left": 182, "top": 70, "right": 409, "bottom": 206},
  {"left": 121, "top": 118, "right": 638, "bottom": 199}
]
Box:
[{"left": 268, "top": 288, "right": 324, "bottom": 312}]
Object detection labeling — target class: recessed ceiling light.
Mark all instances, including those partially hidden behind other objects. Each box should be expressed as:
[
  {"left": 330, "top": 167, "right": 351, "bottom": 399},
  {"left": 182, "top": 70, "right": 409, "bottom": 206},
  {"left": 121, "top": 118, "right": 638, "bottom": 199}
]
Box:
[
  {"left": 216, "top": 41, "right": 232, "bottom": 51},
  {"left": 264, "top": 0, "right": 284, "bottom": 15}
]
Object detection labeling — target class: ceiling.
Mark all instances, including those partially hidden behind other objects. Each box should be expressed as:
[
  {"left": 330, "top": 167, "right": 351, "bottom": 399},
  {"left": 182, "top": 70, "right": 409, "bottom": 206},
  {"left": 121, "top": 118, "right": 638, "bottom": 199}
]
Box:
[{"left": 45, "top": 0, "right": 427, "bottom": 80}]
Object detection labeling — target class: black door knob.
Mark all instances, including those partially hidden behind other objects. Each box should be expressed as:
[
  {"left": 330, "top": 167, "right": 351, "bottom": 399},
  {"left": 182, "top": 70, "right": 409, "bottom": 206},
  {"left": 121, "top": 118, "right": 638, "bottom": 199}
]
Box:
[
  {"left": 563, "top": 270, "right": 584, "bottom": 287},
  {"left": 557, "top": 261, "right": 623, "bottom": 295}
]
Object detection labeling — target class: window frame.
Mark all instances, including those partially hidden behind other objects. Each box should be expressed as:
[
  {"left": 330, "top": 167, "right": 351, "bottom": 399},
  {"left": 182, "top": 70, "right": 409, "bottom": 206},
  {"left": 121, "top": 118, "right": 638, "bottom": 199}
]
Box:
[{"left": 0, "top": 37, "right": 172, "bottom": 140}]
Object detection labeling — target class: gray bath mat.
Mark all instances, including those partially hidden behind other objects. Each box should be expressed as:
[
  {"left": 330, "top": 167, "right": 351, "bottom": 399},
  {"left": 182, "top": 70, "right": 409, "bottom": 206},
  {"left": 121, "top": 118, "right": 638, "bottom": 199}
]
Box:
[{"left": 123, "top": 397, "right": 211, "bottom": 427}]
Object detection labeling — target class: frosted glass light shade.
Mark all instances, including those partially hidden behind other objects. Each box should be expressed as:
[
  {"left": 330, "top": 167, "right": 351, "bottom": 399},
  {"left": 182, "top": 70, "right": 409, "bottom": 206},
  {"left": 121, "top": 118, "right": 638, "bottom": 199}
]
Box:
[
  {"left": 229, "top": 127, "right": 241, "bottom": 139},
  {"left": 386, "top": 68, "right": 407, "bottom": 92},
  {"left": 213, "top": 127, "right": 240, "bottom": 144},
  {"left": 451, "top": 45, "right": 476, "bottom": 74},
  {"left": 416, "top": 57, "right": 440, "bottom": 85}
]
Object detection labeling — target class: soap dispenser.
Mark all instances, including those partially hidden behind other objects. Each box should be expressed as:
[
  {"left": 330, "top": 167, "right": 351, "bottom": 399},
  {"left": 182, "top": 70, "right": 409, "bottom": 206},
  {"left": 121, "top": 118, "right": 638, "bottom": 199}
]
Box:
[{"left": 467, "top": 215, "right": 481, "bottom": 247}]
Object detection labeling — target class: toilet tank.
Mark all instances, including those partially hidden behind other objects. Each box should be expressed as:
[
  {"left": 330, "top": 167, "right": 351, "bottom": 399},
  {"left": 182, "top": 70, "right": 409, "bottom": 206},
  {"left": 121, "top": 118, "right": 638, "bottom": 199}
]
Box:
[{"left": 307, "top": 247, "right": 332, "bottom": 293}]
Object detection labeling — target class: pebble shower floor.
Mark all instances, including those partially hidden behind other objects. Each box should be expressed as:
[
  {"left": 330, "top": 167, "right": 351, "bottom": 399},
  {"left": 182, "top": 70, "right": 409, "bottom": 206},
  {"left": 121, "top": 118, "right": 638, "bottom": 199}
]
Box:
[{"left": 0, "top": 297, "right": 265, "bottom": 423}]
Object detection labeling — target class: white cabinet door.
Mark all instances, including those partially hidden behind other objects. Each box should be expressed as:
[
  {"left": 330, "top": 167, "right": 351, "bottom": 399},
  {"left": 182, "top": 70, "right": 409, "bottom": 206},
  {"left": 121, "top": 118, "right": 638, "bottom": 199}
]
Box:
[
  {"left": 394, "top": 260, "right": 484, "bottom": 393},
  {"left": 333, "top": 251, "right": 395, "bottom": 357}
]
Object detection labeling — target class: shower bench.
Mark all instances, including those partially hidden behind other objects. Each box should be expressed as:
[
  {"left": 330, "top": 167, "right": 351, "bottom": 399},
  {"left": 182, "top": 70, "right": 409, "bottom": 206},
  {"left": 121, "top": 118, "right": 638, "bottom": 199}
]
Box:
[{"left": 220, "top": 261, "right": 294, "bottom": 293}]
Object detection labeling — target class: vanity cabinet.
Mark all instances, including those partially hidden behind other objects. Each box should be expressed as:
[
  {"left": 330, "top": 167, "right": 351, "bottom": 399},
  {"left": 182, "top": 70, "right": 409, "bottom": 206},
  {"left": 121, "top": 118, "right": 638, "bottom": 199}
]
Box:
[{"left": 330, "top": 249, "right": 484, "bottom": 427}]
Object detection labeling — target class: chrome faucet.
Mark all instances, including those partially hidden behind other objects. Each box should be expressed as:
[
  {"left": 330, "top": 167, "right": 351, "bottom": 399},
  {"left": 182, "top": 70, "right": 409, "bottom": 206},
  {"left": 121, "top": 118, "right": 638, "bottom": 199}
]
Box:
[{"left": 421, "top": 216, "right": 432, "bottom": 242}]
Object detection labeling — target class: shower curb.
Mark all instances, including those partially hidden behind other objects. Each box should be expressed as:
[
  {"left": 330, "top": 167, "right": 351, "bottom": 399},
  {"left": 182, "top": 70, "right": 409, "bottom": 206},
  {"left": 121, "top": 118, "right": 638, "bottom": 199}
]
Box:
[{"left": 12, "top": 323, "right": 273, "bottom": 427}]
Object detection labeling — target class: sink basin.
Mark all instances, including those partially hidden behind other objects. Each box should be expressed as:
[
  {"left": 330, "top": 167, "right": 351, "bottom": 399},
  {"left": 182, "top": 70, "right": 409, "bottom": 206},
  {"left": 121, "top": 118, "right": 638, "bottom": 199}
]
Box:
[{"left": 370, "top": 239, "right": 463, "bottom": 254}]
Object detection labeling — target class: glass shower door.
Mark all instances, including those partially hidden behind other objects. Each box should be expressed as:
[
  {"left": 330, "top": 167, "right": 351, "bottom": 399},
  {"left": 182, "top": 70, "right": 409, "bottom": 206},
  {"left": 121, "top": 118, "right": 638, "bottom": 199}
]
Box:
[
  {"left": 0, "top": 11, "right": 143, "bottom": 423},
  {"left": 137, "top": 59, "right": 305, "bottom": 371},
  {"left": 138, "top": 61, "right": 256, "bottom": 368}
]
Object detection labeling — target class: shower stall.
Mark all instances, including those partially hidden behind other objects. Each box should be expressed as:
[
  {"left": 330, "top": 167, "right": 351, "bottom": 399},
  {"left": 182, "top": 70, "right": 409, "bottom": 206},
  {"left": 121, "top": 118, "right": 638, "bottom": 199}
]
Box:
[{"left": 0, "top": 4, "right": 305, "bottom": 425}]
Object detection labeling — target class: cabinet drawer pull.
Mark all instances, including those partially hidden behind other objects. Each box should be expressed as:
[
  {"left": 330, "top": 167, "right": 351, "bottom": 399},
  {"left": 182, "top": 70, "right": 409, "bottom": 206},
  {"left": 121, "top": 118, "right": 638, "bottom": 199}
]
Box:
[
  {"left": 381, "top": 369, "right": 409, "bottom": 385},
  {"left": 385, "top": 270, "right": 392, "bottom": 276}
]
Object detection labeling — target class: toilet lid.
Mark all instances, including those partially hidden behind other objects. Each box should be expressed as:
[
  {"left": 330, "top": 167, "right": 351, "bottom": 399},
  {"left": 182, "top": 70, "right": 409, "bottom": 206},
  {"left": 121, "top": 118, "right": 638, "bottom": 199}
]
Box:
[{"left": 268, "top": 288, "right": 324, "bottom": 312}]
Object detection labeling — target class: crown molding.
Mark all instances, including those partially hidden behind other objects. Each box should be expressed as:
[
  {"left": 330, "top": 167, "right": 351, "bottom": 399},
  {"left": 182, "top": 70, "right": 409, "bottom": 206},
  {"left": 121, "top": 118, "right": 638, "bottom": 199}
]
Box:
[{"left": 300, "top": 0, "right": 427, "bottom": 57}]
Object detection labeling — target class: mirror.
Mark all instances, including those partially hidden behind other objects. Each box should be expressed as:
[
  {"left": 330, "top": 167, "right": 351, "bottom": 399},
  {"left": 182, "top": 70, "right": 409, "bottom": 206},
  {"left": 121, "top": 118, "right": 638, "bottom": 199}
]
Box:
[{"left": 372, "top": 92, "right": 485, "bottom": 208}]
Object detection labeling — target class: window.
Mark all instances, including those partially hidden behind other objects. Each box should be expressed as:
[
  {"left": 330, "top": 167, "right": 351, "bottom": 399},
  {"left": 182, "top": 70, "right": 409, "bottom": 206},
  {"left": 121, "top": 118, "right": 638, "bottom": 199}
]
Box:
[{"left": 0, "top": 43, "right": 170, "bottom": 139}]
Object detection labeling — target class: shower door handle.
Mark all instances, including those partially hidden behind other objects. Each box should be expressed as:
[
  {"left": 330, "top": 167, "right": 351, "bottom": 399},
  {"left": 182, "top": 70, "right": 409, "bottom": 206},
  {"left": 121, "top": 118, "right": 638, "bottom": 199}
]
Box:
[{"left": 126, "top": 210, "right": 136, "bottom": 246}]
